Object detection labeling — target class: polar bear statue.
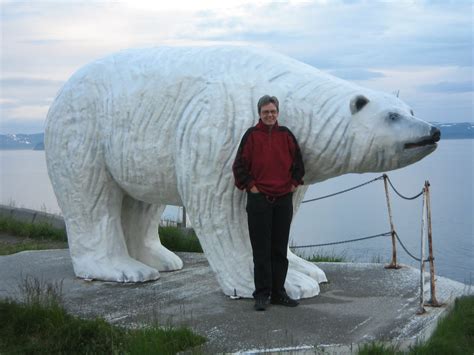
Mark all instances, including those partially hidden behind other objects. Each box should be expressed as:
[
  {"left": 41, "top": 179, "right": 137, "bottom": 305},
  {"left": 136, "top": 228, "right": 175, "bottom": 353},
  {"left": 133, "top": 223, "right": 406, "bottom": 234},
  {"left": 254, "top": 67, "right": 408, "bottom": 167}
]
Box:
[{"left": 45, "top": 46, "right": 440, "bottom": 299}]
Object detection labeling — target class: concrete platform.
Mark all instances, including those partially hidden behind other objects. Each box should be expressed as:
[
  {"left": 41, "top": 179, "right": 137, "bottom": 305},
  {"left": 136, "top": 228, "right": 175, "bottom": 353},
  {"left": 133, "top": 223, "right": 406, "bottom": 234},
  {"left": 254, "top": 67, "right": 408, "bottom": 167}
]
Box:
[{"left": 0, "top": 250, "right": 471, "bottom": 354}]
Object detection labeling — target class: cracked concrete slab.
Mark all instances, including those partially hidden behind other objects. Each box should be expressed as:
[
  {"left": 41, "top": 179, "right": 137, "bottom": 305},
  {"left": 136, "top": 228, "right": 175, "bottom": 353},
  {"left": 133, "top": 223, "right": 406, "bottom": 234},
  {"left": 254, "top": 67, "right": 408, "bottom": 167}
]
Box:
[{"left": 0, "top": 250, "right": 471, "bottom": 353}]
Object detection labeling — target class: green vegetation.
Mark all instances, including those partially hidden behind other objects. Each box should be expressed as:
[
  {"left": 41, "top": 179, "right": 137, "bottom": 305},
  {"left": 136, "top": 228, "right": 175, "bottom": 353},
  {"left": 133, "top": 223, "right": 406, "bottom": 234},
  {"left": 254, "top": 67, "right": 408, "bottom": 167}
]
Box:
[
  {"left": 304, "top": 252, "right": 346, "bottom": 262},
  {"left": 370, "top": 254, "right": 388, "bottom": 264},
  {"left": 356, "top": 296, "right": 474, "bottom": 355},
  {"left": 291, "top": 246, "right": 346, "bottom": 262},
  {"left": 357, "top": 342, "right": 400, "bottom": 355},
  {"left": 0, "top": 216, "right": 203, "bottom": 255},
  {"left": 0, "top": 277, "right": 206, "bottom": 354},
  {"left": 0, "top": 216, "right": 68, "bottom": 255},
  {"left": 0, "top": 240, "right": 68, "bottom": 256},
  {"left": 0, "top": 216, "right": 67, "bottom": 241},
  {"left": 159, "top": 226, "right": 203, "bottom": 253},
  {"left": 409, "top": 296, "right": 474, "bottom": 354}
]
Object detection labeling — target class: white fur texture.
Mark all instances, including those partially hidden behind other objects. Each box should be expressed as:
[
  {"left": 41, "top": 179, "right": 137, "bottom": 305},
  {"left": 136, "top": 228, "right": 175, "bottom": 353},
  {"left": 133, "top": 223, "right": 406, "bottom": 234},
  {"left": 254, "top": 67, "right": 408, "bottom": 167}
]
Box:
[{"left": 45, "top": 46, "right": 437, "bottom": 299}]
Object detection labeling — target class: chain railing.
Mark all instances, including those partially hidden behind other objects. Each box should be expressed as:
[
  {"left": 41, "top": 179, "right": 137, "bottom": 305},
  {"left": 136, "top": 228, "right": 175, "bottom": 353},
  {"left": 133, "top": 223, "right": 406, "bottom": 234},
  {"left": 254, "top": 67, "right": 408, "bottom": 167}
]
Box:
[{"left": 290, "top": 173, "right": 441, "bottom": 313}]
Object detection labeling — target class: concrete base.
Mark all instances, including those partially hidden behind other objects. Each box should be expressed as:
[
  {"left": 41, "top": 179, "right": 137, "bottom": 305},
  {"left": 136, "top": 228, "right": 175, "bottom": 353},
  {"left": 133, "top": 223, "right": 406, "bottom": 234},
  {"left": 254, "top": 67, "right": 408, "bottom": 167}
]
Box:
[{"left": 0, "top": 250, "right": 471, "bottom": 353}]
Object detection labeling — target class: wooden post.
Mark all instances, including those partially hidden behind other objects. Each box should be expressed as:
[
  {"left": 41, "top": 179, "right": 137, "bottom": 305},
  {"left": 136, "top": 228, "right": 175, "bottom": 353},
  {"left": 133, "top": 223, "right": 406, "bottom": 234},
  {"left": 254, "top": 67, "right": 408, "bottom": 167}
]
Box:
[
  {"left": 182, "top": 206, "right": 187, "bottom": 228},
  {"left": 417, "top": 187, "right": 427, "bottom": 315},
  {"left": 425, "top": 181, "right": 441, "bottom": 307},
  {"left": 383, "top": 174, "right": 400, "bottom": 269}
]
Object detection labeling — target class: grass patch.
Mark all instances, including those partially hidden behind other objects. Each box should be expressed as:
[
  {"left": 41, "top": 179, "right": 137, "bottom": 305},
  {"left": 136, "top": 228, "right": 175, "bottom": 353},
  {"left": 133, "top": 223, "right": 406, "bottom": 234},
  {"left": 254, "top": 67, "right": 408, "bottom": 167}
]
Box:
[
  {"left": 304, "top": 252, "right": 346, "bottom": 262},
  {"left": 409, "top": 296, "right": 474, "bottom": 355},
  {"left": 159, "top": 226, "right": 203, "bottom": 253},
  {"left": 0, "top": 216, "right": 66, "bottom": 242},
  {"left": 357, "top": 342, "right": 401, "bottom": 355},
  {"left": 291, "top": 247, "right": 346, "bottom": 262},
  {"left": 0, "top": 240, "right": 68, "bottom": 256},
  {"left": 0, "top": 215, "right": 203, "bottom": 254},
  {"left": 356, "top": 296, "right": 474, "bottom": 355},
  {"left": 0, "top": 277, "right": 206, "bottom": 354},
  {"left": 371, "top": 254, "right": 389, "bottom": 264}
]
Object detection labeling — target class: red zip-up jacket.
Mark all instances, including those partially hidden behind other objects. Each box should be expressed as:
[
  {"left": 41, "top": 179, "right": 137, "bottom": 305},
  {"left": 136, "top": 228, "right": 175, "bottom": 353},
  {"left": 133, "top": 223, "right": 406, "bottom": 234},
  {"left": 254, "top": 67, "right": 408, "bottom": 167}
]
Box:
[{"left": 232, "top": 120, "right": 305, "bottom": 197}]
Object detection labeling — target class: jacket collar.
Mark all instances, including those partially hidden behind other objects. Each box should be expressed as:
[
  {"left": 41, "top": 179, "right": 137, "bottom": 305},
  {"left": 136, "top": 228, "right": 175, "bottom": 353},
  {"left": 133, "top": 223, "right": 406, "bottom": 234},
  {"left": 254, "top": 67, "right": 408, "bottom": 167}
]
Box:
[{"left": 255, "top": 119, "right": 279, "bottom": 132}]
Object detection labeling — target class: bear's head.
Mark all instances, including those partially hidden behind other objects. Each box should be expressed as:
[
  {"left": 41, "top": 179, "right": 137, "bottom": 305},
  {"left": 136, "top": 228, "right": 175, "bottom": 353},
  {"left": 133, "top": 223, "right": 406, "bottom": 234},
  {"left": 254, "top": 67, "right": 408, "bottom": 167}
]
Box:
[{"left": 342, "top": 91, "right": 440, "bottom": 174}]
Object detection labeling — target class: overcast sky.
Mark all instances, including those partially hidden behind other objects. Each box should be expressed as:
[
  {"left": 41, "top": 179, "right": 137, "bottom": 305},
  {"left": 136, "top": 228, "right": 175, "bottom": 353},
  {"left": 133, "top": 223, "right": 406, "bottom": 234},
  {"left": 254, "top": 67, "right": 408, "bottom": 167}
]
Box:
[{"left": 1, "top": 0, "right": 472, "bottom": 134}]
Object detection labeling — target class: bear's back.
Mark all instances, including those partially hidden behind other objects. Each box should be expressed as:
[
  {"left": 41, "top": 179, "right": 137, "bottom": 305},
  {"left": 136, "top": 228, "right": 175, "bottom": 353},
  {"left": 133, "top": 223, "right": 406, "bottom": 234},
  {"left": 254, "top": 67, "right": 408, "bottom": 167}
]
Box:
[{"left": 45, "top": 46, "right": 359, "bottom": 205}]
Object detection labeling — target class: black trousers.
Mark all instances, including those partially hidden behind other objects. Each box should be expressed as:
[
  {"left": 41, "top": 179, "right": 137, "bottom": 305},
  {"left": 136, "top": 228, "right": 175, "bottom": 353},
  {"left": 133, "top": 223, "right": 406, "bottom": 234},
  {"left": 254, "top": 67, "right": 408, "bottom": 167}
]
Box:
[{"left": 246, "top": 192, "right": 293, "bottom": 300}]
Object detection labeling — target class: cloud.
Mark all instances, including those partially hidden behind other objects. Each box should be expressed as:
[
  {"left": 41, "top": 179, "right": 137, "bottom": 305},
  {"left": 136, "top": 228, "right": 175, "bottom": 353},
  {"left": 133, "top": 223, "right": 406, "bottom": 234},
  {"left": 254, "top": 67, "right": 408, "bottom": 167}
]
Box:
[
  {"left": 327, "top": 68, "right": 385, "bottom": 81},
  {"left": 419, "top": 81, "right": 473, "bottom": 94},
  {"left": 201, "top": 29, "right": 301, "bottom": 43},
  {"left": 1, "top": 76, "right": 62, "bottom": 119},
  {"left": 1, "top": 77, "right": 64, "bottom": 87},
  {"left": 20, "top": 39, "right": 66, "bottom": 45},
  {"left": 2, "top": 104, "right": 49, "bottom": 120},
  {"left": 0, "top": 0, "right": 472, "bottom": 127},
  {"left": 191, "top": 1, "right": 473, "bottom": 69},
  {"left": 0, "top": 119, "right": 46, "bottom": 135},
  {"left": 1, "top": 97, "right": 53, "bottom": 109},
  {"left": 4, "top": 1, "right": 472, "bottom": 72},
  {"left": 0, "top": 75, "right": 60, "bottom": 133}
]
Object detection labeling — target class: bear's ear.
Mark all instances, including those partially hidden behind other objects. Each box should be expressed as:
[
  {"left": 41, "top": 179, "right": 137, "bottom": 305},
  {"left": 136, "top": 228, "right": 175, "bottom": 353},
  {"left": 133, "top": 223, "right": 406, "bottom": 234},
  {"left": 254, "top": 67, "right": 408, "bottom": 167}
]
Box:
[{"left": 350, "top": 95, "right": 370, "bottom": 115}]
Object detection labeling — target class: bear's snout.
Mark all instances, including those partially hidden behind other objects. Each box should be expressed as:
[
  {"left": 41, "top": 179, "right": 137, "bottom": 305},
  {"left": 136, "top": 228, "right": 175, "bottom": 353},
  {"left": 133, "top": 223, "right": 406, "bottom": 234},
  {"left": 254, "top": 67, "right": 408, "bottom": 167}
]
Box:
[{"left": 430, "top": 126, "right": 441, "bottom": 142}]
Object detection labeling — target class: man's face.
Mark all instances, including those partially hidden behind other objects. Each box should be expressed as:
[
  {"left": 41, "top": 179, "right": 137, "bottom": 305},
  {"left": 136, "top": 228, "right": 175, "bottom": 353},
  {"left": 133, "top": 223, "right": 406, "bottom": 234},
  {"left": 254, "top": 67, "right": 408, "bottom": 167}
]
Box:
[{"left": 259, "top": 102, "right": 279, "bottom": 126}]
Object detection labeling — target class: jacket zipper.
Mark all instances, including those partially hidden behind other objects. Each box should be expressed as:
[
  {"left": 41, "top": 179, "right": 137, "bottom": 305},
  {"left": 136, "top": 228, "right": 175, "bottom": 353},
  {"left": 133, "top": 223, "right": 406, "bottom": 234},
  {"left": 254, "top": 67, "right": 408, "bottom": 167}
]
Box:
[{"left": 268, "top": 125, "right": 273, "bottom": 148}]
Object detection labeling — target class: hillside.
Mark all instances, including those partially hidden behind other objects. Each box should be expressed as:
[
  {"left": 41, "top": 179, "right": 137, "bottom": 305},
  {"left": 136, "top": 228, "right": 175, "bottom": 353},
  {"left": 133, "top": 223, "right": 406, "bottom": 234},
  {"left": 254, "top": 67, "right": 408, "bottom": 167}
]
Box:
[
  {"left": 431, "top": 122, "right": 474, "bottom": 140},
  {"left": 0, "top": 133, "right": 45, "bottom": 150},
  {"left": 0, "top": 122, "right": 472, "bottom": 150}
]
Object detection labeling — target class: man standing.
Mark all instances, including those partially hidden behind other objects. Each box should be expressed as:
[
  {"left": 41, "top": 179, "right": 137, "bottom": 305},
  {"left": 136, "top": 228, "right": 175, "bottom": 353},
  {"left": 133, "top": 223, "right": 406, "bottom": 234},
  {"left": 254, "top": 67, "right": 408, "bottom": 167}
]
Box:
[{"left": 233, "top": 95, "right": 305, "bottom": 311}]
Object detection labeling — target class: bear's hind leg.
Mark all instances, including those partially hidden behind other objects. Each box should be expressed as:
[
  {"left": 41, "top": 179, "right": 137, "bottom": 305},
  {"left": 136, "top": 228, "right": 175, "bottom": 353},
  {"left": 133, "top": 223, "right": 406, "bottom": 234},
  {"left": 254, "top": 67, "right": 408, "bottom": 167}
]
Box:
[
  {"left": 181, "top": 180, "right": 326, "bottom": 299},
  {"left": 121, "top": 196, "right": 183, "bottom": 271},
  {"left": 286, "top": 187, "right": 328, "bottom": 287},
  {"left": 56, "top": 172, "right": 160, "bottom": 282}
]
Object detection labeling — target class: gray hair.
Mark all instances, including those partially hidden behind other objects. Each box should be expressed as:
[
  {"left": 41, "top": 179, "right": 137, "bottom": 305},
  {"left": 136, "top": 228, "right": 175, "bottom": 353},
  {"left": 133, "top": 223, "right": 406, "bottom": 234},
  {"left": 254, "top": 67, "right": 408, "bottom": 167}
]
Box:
[{"left": 257, "top": 95, "right": 279, "bottom": 114}]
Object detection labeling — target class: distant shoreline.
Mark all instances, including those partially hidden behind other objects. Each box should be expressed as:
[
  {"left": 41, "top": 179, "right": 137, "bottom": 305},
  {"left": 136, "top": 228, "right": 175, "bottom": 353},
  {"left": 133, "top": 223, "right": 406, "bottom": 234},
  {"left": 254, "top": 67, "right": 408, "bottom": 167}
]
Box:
[
  {"left": 1, "top": 123, "right": 473, "bottom": 150},
  {"left": 0, "top": 136, "right": 472, "bottom": 151}
]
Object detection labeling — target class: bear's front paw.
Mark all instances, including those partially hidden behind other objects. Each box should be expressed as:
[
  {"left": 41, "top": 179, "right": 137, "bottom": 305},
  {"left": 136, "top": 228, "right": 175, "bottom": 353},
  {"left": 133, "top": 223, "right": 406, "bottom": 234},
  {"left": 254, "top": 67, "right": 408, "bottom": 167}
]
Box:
[
  {"left": 288, "top": 252, "right": 328, "bottom": 282},
  {"left": 130, "top": 242, "right": 184, "bottom": 272},
  {"left": 284, "top": 252, "right": 328, "bottom": 299},
  {"left": 75, "top": 256, "right": 160, "bottom": 282}
]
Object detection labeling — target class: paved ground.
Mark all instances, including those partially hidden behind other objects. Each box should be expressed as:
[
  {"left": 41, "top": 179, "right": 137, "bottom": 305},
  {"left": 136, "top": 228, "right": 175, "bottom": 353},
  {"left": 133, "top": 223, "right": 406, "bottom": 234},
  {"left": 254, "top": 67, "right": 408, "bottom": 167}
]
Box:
[{"left": 0, "top": 249, "right": 471, "bottom": 354}]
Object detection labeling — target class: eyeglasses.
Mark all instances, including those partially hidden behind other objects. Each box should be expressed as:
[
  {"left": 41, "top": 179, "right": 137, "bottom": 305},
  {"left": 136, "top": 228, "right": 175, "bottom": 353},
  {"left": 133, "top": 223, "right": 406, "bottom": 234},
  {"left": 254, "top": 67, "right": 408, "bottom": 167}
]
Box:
[{"left": 261, "top": 110, "right": 278, "bottom": 115}]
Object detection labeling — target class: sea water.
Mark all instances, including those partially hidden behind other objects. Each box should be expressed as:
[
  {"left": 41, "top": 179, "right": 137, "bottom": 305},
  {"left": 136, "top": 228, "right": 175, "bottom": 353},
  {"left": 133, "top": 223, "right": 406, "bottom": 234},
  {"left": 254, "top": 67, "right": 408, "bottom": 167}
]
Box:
[{"left": 1, "top": 139, "right": 472, "bottom": 283}]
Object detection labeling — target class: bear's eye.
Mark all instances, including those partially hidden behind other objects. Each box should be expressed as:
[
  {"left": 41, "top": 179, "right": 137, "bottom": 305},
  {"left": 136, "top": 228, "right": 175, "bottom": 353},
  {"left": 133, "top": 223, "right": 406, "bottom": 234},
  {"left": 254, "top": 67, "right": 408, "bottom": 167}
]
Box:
[
  {"left": 410, "top": 109, "right": 414, "bottom": 116},
  {"left": 388, "top": 113, "right": 401, "bottom": 121}
]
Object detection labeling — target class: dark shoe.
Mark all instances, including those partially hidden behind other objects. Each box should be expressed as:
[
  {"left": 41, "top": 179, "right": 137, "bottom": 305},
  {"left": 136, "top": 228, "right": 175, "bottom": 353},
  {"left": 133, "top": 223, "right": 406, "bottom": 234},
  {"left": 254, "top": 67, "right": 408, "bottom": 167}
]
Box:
[
  {"left": 254, "top": 298, "right": 269, "bottom": 311},
  {"left": 271, "top": 293, "right": 299, "bottom": 307}
]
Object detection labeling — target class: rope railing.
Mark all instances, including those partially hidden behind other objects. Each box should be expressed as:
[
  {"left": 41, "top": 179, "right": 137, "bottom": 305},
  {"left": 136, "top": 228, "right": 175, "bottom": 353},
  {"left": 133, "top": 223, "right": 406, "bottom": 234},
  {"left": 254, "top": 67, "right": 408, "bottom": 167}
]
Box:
[
  {"left": 301, "top": 174, "right": 423, "bottom": 204},
  {"left": 383, "top": 174, "right": 424, "bottom": 200},
  {"left": 301, "top": 175, "right": 384, "bottom": 203},
  {"left": 394, "top": 231, "right": 430, "bottom": 263},
  {"left": 294, "top": 174, "right": 440, "bottom": 312},
  {"left": 290, "top": 232, "right": 391, "bottom": 249},
  {"left": 296, "top": 175, "right": 425, "bottom": 258},
  {"left": 290, "top": 230, "right": 431, "bottom": 263}
]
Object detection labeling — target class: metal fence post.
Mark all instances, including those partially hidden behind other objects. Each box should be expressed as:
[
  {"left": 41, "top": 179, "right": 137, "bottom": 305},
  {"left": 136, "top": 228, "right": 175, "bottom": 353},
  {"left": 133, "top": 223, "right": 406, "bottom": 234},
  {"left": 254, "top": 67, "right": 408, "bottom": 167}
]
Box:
[
  {"left": 182, "top": 206, "right": 187, "bottom": 228},
  {"left": 383, "top": 174, "right": 400, "bottom": 269},
  {"left": 425, "top": 181, "right": 441, "bottom": 307},
  {"left": 417, "top": 186, "right": 427, "bottom": 315}
]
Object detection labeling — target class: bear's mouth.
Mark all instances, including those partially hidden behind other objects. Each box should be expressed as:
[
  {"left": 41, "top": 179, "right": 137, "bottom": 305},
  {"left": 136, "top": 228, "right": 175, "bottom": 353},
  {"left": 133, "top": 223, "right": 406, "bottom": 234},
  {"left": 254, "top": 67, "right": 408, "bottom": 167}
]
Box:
[
  {"left": 404, "top": 138, "right": 437, "bottom": 149},
  {"left": 404, "top": 129, "right": 441, "bottom": 150}
]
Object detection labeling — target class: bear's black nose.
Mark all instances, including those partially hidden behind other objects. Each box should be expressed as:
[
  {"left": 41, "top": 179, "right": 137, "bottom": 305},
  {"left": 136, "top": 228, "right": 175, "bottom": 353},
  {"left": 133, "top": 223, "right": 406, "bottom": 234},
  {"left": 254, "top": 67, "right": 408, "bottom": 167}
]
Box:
[{"left": 430, "top": 127, "right": 441, "bottom": 142}]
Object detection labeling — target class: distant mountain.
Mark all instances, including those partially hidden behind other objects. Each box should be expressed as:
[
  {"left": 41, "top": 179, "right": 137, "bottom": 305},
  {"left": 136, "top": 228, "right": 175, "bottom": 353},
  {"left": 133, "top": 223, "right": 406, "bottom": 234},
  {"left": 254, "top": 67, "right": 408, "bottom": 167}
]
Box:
[
  {"left": 431, "top": 122, "right": 474, "bottom": 139},
  {"left": 0, "top": 133, "right": 44, "bottom": 150},
  {"left": 0, "top": 122, "right": 472, "bottom": 150},
  {"left": 33, "top": 142, "right": 45, "bottom": 151}
]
